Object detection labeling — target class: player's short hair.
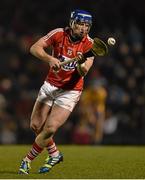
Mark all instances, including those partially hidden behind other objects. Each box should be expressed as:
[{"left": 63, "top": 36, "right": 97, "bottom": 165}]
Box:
[{"left": 70, "top": 9, "right": 92, "bottom": 26}]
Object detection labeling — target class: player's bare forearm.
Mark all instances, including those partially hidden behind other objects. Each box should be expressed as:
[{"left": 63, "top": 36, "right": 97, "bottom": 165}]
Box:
[{"left": 77, "top": 57, "right": 94, "bottom": 76}]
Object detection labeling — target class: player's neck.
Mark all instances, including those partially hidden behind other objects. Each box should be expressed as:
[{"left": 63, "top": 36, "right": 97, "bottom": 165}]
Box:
[{"left": 69, "top": 30, "right": 82, "bottom": 43}]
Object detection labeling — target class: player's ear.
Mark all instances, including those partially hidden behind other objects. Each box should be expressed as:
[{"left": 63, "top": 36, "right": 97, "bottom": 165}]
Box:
[{"left": 69, "top": 20, "right": 75, "bottom": 30}]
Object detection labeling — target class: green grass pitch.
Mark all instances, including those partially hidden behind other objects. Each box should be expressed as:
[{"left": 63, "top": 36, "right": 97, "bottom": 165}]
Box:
[{"left": 0, "top": 145, "right": 145, "bottom": 179}]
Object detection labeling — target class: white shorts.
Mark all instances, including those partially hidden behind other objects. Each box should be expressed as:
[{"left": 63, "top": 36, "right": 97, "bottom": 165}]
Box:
[{"left": 36, "top": 81, "right": 82, "bottom": 112}]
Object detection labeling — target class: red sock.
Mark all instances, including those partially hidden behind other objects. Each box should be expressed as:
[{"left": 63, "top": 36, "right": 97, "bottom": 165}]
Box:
[
  {"left": 24, "top": 142, "right": 43, "bottom": 162},
  {"left": 46, "top": 139, "right": 59, "bottom": 157}
]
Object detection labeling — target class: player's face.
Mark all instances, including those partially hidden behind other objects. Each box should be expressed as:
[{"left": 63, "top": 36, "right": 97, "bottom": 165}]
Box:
[{"left": 72, "top": 21, "right": 91, "bottom": 39}]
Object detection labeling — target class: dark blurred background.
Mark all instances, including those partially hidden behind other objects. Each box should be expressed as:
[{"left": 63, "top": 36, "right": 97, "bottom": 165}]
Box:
[{"left": 0, "top": 0, "right": 145, "bottom": 145}]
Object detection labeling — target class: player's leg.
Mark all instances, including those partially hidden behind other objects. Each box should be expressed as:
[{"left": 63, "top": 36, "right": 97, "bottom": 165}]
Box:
[
  {"left": 18, "top": 100, "right": 51, "bottom": 174},
  {"left": 37, "top": 103, "right": 71, "bottom": 173}
]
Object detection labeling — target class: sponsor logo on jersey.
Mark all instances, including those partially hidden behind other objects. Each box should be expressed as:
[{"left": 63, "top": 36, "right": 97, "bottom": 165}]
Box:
[{"left": 58, "top": 55, "right": 77, "bottom": 71}]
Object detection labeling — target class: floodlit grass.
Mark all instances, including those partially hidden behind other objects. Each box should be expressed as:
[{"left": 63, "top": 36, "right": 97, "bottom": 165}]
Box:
[{"left": 0, "top": 145, "right": 145, "bottom": 179}]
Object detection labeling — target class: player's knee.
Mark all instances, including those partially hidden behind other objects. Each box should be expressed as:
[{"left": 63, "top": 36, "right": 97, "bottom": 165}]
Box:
[
  {"left": 43, "top": 126, "right": 57, "bottom": 138},
  {"left": 30, "top": 122, "right": 41, "bottom": 134}
]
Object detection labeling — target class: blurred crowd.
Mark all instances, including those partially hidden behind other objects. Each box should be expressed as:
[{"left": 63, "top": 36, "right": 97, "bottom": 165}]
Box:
[{"left": 0, "top": 0, "right": 145, "bottom": 145}]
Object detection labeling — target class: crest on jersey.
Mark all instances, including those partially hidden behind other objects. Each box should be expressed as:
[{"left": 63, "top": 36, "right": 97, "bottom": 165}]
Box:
[{"left": 67, "top": 48, "right": 73, "bottom": 56}]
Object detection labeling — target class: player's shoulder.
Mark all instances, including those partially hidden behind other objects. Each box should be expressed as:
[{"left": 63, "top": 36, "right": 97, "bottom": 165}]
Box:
[
  {"left": 81, "top": 35, "right": 93, "bottom": 52},
  {"left": 86, "top": 35, "right": 94, "bottom": 44},
  {"left": 82, "top": 35, "right": 93, "bottom": 47},
  {"left": 44, "top": 28, "right": 64, "bottom": 40},
  {"left": 49, "top": 28, "right": 64, "bottom": 34}
]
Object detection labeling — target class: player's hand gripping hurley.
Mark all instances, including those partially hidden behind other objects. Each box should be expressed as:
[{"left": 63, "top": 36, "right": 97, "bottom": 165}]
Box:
[{"left": 60, "top": 37, "right": 108, "bottom": 66}]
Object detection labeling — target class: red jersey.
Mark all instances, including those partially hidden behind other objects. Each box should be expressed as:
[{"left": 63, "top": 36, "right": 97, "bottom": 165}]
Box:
[{"left": 43, "top": 27, "right": 93, "bottom": 91}]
